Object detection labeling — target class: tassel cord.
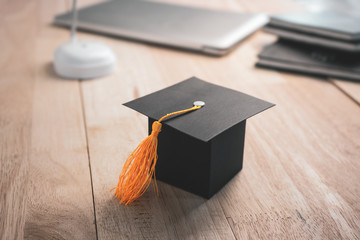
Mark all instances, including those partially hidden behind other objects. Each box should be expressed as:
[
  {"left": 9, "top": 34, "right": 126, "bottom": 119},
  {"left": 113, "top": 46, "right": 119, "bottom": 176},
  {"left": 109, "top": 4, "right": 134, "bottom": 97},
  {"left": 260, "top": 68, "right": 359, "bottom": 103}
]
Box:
[{"left": 114, "top": 105, "right": 202, "bottom": 205}]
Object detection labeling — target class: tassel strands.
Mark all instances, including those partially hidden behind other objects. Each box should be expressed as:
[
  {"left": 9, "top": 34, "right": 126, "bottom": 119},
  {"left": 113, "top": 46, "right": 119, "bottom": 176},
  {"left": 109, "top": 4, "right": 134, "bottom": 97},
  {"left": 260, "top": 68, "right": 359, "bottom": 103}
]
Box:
[{"left": 114, "top": 104, "right": 202, "bottom": 205}]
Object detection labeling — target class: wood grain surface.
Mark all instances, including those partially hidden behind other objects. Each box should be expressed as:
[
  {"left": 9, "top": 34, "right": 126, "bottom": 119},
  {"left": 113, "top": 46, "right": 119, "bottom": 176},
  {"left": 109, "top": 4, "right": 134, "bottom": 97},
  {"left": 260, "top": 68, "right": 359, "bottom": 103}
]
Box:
[
  {"left": 332, "top": 80, "right": 360, "bottom": 105},
  {"left": 0, "top": 1, "right": 96, "bottom": 239},
  {"left": 1, "top": 0, "right": 359, "bottom": 239}
]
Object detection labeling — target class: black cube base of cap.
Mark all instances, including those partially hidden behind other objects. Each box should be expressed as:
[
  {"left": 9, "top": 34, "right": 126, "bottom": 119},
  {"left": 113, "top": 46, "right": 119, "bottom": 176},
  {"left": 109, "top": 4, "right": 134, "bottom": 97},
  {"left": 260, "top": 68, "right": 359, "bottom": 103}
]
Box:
[{"left": 149, "top": 118, "right": 246, "bottom": 198}]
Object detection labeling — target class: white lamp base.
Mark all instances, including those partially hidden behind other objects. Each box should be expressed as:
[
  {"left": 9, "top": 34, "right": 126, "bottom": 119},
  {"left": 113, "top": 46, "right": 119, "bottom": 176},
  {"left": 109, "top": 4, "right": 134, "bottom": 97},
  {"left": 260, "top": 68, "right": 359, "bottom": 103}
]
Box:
[{"left": 54, "top": 40, "right": 117, "bottom": 79}]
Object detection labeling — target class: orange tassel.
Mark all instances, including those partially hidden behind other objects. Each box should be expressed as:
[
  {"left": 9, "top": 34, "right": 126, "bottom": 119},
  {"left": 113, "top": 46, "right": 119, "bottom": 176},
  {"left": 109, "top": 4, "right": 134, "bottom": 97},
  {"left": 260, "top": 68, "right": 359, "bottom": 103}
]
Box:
[{"left": 113, "top": 105, "right": 202, "bottom": 205}]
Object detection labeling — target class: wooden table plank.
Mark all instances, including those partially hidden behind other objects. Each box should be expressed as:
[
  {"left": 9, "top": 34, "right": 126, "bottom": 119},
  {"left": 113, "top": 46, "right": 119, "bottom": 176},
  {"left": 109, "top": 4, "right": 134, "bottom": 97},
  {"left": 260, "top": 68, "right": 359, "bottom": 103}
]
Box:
[
  {"left": 0, "top": 2, "right": 36, "bottom": 238},
  {"left": 0, "top": 1, "right": 96, "bottom": 239},
  {"left": 1, "top": 0, "right": 359, "bottom": 239},
  {"left": 332, "top": 80, "right": 360, "bottom": 105}
]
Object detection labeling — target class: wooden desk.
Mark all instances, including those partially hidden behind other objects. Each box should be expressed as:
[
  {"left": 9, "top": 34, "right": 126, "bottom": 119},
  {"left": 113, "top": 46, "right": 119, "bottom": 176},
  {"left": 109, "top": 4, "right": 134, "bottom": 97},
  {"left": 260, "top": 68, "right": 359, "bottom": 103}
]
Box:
[{"left": 1, "top": 0, "right": 359, "bottom": 239}]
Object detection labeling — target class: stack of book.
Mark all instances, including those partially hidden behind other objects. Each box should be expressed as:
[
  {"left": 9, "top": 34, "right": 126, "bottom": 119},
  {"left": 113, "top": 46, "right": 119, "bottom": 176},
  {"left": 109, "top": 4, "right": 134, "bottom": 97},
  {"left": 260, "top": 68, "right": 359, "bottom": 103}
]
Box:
[{"left": 256, "top": 11, "right": 360, "bottom": 81}]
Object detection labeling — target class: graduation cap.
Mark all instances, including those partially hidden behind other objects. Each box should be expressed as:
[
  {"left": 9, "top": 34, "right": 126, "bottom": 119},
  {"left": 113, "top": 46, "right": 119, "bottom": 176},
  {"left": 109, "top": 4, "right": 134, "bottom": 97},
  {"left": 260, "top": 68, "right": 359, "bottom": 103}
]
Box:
[{"left": 114, "top": 77, "right": 274, "bottom": 205}]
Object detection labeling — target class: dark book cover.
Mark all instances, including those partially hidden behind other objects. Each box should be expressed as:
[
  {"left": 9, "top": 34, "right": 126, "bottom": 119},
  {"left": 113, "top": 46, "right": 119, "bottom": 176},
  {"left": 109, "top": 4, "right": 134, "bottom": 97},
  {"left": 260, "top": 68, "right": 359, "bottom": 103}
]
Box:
[
  {"left": 256, "top": 40, "right": 360, "bottom": 81},
  {"left": 264, "top": 25, "right": 360, "bottom": 52},
  {"left": 269, "top": 11, "right": 360, "bottom": 41}
]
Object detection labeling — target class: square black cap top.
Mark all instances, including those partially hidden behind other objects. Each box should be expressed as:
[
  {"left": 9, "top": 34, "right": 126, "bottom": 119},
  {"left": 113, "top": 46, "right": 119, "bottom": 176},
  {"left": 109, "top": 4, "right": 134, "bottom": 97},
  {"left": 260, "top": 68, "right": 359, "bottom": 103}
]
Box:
[{"left": 124, "top": 77, "right": 274, "bottom": 142}]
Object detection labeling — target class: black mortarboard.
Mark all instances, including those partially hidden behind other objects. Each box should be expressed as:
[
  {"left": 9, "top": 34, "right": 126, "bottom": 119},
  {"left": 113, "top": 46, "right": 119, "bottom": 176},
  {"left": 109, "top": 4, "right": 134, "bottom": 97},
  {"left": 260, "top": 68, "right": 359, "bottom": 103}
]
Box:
[{"left": 115, "top": 77, "right": 274, "bottom": 204}]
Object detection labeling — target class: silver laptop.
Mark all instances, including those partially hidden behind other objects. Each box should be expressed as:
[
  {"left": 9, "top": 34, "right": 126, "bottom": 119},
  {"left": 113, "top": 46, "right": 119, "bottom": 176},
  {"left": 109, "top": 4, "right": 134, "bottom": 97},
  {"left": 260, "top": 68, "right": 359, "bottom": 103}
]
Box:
[{"left": 54, "top": 0, "right": 268, "bottom": 55}]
